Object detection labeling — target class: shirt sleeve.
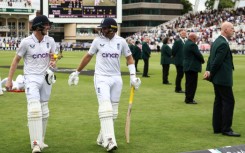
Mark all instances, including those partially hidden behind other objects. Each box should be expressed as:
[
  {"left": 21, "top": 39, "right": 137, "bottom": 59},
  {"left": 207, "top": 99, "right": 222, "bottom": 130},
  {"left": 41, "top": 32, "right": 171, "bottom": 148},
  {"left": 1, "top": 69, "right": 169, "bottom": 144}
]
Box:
[
  {"left": 16, "top": 39, "right": 27, "bottom": 57},
  {"left": 50, "top": 37, "right": 56, "bottom": 53},
  {"left": 88, "top": 38, "right": 98, "bottom": 55},
  {"left": 121, "top": 39, "right": 132, "bottom": 57}
]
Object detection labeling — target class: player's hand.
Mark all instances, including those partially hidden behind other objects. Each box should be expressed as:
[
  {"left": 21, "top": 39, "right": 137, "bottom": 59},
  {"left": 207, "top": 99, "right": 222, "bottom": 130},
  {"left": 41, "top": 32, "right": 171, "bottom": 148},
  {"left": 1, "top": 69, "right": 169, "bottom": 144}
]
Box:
[
  {"left": 49, "top": 60, "right": 56, "bottom": 68},
  {"left": 5, "top": 79, "right": 13, "bottom": 91},
  {"left": 68, "top": 71, "right": 80, "bottom": 86},
  {"left": 50, "top": 53, "right": 58, "bottom": 61},
  {"left": 130, "top": 75, "right": 141, "bottom": 90},
  {"left": 49, "top": 53, "right": 58, "bottom": 68}
]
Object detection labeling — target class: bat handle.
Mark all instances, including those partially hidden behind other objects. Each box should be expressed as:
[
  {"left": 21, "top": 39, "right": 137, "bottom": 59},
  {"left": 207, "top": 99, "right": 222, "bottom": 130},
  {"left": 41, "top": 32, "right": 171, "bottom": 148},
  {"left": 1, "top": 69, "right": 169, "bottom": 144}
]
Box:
[{"left": 129, "top": 87, "right": 134, "bottom": 104}]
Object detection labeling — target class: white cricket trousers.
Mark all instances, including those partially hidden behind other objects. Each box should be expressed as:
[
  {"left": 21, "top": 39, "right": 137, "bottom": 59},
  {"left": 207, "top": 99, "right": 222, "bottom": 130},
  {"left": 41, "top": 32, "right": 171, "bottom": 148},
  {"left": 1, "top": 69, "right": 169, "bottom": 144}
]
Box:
[
  {"left": 24, "top": 75, "right": 52, "bottom": 102},
  {"left": 94, "top": 75, "right": 122, "bottom": 103}
]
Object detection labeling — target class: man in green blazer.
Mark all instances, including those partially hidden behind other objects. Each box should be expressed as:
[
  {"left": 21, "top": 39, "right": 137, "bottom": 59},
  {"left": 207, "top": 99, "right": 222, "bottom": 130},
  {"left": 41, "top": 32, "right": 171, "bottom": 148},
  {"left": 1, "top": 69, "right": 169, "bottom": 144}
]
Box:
[
  {"left": 183, "top": 33, "right": 204, "bottom": 104},
  {"left": 161, "top": 37, "right": 172, "bottom": 84},
  {"left": 141, "top": 36, "right": 151, "bottom": 77},
  {"left": 172, "top": 30, "right": 187, "bottom": 93},
  {"left": 204, "top": 22, "right": 240, "bottom": 137},
  {"left": 132, "top": 41, "right": 142, "bottom": 72}
]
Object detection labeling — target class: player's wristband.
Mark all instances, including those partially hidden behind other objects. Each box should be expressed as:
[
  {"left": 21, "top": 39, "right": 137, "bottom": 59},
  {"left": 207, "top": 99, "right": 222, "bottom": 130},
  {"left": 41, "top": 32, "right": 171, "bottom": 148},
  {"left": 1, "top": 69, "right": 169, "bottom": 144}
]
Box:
[
  {"left": 75, "top": 70, "right": 80, "bottom": 75},
  {"left": 128, "top": 64, "right": 136, "bottom": 75}
]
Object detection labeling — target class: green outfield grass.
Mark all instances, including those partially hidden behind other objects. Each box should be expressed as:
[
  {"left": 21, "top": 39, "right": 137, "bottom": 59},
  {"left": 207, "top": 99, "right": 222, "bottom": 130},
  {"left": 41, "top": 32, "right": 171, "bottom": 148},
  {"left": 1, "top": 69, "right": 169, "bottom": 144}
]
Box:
[{"left": 0, "top": 51, "right": 245, "bottom": 153}]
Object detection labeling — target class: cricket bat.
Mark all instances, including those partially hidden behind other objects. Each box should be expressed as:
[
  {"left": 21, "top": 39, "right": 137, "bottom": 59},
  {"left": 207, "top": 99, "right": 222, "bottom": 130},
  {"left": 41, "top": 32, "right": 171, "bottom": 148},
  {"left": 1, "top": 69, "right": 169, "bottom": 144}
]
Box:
[{"left": 125, "top": 86, "right": 135, "bottom": 143}]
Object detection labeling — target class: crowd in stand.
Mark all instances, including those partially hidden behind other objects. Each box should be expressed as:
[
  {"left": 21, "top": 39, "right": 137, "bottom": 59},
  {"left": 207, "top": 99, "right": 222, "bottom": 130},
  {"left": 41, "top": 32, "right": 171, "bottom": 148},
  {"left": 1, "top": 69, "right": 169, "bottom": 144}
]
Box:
[
  {"left": 0, "top": 6, "right": 244, "bottom": 51},
  {"left": 0, "top": 0, "right": 32, "bottom": 8},
  {"left": 0, "top": 37, "right": 22, "bottom": 50},
  {"left": 128, "top": 7, "right": 245, "bottom": 51}
]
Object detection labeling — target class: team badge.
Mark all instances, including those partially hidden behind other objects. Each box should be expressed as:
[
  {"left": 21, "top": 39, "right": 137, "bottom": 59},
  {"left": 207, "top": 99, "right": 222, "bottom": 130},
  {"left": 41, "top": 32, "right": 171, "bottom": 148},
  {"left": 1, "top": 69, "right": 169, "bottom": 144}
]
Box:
[
  {"left": 30, "top": 44, "right": 35, "bottom": 48},
  {"left": 47, "top": 43, "right": 49, "bottom": 48},
  {"left": 117, "top": 43, "right": 120, "bottom": 50},
  {"left": 100, "top": 44, "right": 105, "bottom": 47}
]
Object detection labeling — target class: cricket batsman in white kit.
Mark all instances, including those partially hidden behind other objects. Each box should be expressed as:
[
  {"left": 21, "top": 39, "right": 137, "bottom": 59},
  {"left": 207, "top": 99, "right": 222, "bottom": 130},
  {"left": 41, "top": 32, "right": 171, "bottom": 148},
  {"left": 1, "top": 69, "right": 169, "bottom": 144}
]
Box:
[
  {"left": 5, "top": 15, "right": 57, "bottom": 153},
  {"left": 68, "top": 17, "right": 141, "bottom": 152}
]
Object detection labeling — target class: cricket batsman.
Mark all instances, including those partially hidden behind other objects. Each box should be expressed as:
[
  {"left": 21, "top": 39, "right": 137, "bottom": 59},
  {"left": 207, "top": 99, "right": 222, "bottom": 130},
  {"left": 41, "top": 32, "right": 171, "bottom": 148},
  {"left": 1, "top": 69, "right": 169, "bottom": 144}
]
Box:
[
  {"left": 5, "top": 15, "right": 57, "bottom": 153},
  {"left": 68, "top": 17, "right": 141, "bottom": 152}
]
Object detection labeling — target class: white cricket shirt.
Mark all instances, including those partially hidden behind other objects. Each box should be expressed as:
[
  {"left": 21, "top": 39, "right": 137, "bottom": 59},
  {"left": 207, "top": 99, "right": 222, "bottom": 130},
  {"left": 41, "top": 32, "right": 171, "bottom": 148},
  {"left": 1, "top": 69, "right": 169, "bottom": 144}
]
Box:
[
  {"left": 88, "top": 35, "right": 132, "bottom": 76},
  {"left": 17, "top": 34, "right": 56, "bottom": 75}
]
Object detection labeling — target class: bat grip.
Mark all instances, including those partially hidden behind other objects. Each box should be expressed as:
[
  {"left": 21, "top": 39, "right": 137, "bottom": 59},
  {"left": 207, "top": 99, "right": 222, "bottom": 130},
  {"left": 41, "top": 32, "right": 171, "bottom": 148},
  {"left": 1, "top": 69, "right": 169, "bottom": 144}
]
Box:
[{"left": 129, "top": 87, "right": 134, "bottom": 104}]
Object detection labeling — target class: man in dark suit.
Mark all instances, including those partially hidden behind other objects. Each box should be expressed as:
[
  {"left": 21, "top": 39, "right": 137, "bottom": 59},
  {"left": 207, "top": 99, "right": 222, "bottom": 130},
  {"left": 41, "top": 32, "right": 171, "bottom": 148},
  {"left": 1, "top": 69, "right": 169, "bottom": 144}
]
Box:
[
  {"left": 172, "top": 30, "right": 187, "bottom": 93},
  {"left": 183, "top": 33, "right": 204, "bottom": 104},
  {"left": 132, "top": 40, "right": 142, "bottom": 72},
  {"left": 142, "top": 36, "right": 151, "bottom": 77},
  {"left": 161, "top": 37, "right": 172, "bottom": 84},
  {"left": 204, "top": 22, "right": 240, "bottom": 137}
]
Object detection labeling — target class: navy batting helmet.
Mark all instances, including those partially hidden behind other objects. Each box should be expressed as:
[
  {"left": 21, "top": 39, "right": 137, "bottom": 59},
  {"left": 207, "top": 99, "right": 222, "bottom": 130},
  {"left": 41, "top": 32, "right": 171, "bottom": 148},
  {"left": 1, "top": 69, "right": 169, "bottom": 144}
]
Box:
[
  {"left": 98, "top": 18, "right": 117, "bottom": 32},
  {"left": 31, "top": 15, "right": 53, "bottom": 30}
]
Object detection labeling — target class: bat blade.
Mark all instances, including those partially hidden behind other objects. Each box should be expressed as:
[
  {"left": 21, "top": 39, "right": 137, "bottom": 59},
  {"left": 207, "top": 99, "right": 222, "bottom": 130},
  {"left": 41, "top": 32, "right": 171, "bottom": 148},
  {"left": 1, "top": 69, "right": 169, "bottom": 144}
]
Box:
[{"left": 125, "top": 87, "right": 135, "bottom": 143}]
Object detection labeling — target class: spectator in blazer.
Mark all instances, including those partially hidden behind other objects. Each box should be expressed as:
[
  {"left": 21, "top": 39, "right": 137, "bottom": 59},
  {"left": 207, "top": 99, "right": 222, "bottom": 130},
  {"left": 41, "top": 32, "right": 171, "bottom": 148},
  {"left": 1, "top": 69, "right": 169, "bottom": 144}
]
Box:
[
  {"left": 183, "top": 33, "right": 205, "bottom": 104},
  {"left": 161, "top": 37, "right": 172, "bottom": 85},
  {"left": 203, "top": 21, "right": 240, "bottom": 137},
  {"left": 172, "top": 30, "right": 187, "bottom": 93}
]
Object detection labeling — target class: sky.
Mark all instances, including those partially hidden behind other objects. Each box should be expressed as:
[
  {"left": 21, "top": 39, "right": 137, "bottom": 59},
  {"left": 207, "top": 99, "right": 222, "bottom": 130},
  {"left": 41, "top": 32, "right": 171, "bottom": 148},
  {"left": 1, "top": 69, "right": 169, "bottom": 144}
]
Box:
[{"left": 189, "top": 0, "right": 206, "bottom": 11}]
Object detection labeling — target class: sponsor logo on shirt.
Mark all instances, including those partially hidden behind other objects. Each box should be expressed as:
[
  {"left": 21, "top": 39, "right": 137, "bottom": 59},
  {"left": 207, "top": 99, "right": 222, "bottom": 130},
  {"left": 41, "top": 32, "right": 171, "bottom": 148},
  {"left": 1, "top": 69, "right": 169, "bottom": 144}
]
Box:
[
  {"left": 30, "top": 44, "right": 35, "bottom": 48},
  {"left": 32, "top": 53, "right": 49, "bottom": 59},
  {"left": 102, "top": 53, "right": 119, "bottom": 58},
  {"left": 100, "top": 44, "right": 105, "bottom": 47}
]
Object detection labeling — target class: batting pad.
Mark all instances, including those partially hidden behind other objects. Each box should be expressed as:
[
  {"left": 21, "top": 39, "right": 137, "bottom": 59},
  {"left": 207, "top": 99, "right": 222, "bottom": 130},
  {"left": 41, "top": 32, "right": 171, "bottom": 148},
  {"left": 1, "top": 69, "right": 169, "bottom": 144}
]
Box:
[
  {"left": 41, "top": 102, "right": 49, "bottom": 145},
  {"left": 112, "top": 102, "right": 119, "bottom": 120},
  {"left": 27, "top": 99, "right": 43, "bottom": 149},
  {"left": 98, "top": 100, "right": 117, "bottom": 147}
]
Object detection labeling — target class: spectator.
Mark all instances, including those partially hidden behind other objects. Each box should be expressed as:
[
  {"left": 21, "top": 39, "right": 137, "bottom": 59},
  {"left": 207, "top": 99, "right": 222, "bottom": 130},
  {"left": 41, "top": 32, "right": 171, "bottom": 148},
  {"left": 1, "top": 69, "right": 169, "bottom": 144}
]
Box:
[
  {"left": 160, "top": 37, "right": 172, "bottom": 85},
  {"left": 172, "top": 30, "right": 187, "bottom": 93},
  {"left": 203, "top": 21, "right": 240, "bottom": 137},
  {"left": 141, "top": 36, "right": 151, "bottom": 77},
  {"left": 134, "top": 40, "right": 142, "bottom": 72},
  {"left": 183, "top": 33, "right": 204, "bottom": 104}
]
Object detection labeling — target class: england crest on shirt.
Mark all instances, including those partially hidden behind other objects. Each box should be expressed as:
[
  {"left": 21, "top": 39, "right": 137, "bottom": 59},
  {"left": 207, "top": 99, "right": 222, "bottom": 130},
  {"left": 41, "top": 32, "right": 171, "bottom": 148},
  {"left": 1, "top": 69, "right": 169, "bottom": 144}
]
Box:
[{"left": 117, "top": 43, "right": 120, "bottom": 50}]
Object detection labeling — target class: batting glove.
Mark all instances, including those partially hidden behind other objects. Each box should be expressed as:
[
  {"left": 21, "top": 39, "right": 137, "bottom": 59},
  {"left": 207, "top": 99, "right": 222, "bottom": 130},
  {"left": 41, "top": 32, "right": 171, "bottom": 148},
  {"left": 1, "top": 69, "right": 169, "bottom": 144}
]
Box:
[
  {"left": 45, "top": 68, "right": 56, "bottom": 85},
  {"left": 130, "top": 75, "right": 141, "bottom": 90},
  {"left": 68, "top": 71, "right": 80, "bottom": 86}
]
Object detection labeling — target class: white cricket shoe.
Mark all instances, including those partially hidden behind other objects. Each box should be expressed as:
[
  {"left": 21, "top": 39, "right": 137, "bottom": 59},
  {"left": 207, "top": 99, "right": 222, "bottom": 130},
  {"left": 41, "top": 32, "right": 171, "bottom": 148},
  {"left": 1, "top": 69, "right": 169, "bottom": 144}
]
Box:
[
  {"left": 97, "top": 132, "right": 103, "bottom": 146},
  {"left": 106, "top": 139, "right": 117, "bottom": 152},
  {"left": 0, "top": 90, "right": 3, "bottom": 96},
  {"left": 43, "top": 143, "right": 48, "bottom": 148},
  {"left": 32, "top": 145, "right": 41, "bottom": 153}
]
